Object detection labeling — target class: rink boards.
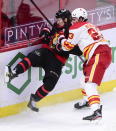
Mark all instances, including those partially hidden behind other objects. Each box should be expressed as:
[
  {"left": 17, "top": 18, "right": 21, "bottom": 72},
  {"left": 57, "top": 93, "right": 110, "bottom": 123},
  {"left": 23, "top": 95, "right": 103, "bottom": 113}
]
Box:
[{"left": 0, "top": 27, "right": 116, "bottom": 117}]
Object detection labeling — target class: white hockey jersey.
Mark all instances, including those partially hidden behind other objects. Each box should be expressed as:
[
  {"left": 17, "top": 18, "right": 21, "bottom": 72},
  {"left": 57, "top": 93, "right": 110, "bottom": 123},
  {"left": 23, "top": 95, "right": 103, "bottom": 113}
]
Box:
[{"left": 60, "top": 22, "right": 109, "bottom": 60}]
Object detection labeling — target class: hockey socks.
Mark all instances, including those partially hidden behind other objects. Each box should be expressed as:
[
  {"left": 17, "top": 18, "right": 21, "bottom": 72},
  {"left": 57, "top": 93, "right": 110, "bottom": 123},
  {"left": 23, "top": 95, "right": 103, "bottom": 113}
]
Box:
[{"left": 27, "top": 85, "right": 50, "bottom": 112}]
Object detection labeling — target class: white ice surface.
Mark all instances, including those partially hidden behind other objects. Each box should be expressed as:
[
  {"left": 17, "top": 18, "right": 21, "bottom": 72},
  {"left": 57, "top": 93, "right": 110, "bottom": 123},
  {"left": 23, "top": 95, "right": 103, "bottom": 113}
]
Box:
[{"left": 0, "top": 90, "right": 116, "bottom": 131}]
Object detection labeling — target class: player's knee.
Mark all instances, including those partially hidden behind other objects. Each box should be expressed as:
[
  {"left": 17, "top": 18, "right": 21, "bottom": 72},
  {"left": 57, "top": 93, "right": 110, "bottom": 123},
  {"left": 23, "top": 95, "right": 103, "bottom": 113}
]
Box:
[
  {"left": 44, "top": 79, "right": 57, "bottom": 92},
  {"left": 44, "top": 71, "right": 60, "bottom": 92}
]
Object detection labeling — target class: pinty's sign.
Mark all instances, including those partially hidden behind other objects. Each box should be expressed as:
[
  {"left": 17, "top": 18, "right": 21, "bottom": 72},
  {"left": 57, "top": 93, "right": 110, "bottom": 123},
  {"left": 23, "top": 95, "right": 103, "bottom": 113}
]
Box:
[
  {"left": 88, "top": 6, "right": 115, "bottom": 25},
  {"left": 5, "top": 21, "right": 48, "bottom": 45}
]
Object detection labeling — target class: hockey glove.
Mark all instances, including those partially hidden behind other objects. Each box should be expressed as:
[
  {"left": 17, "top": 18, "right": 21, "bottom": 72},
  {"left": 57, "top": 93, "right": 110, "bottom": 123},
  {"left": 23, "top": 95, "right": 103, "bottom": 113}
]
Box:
[
  {"left": 57, "top": 35, "right": 83, "bottom": 56},
  {"left": 69, "top": 45, "right": 83, "bottom": 56},
  {"left": 55, "top": 43, "right": 62, "bottom": 52},
  {"left": 53, "top": 35, "right": 65, "bottom": 52},
  {"left": 39, "top": 28, "right": 51, "bottom": 44}
]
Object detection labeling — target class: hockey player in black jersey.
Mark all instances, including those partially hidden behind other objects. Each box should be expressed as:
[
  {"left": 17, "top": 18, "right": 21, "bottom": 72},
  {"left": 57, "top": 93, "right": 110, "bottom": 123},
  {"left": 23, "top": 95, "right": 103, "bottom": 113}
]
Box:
[{"left": 5, "top": 9, "right": 82, "bottom": 112}]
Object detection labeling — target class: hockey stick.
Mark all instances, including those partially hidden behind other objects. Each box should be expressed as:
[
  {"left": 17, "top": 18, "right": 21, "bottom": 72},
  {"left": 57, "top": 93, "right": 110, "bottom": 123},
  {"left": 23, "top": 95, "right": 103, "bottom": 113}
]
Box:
[
  {"left": 30, "top": 0, "right": 53, "bottom": 27},
  {"left": 30, "top": 0, "right": 85, "bottom": 63}
]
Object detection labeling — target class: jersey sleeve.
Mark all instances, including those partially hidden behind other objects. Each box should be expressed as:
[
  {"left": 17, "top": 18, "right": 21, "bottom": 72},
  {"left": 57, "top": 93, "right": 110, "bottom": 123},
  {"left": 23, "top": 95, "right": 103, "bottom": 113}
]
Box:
[{"left": 58, "top": 32, "right": 76, "bottom": 51}]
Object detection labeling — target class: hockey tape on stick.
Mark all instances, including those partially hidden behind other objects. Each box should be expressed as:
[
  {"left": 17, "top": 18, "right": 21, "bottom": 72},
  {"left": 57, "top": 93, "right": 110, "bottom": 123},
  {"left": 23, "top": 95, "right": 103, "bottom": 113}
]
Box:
[{"left": 78, "top": 56, "right": 85, "bottom": 63}]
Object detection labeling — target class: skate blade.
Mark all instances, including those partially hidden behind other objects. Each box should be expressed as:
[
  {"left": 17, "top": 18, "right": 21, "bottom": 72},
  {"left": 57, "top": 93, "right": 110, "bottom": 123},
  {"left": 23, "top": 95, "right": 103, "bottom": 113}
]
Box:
[
  {"left": 83, "top": 117, "right": 102, "bottom": 125},
  {"left": 27, "top": 103, "right": 39, "bottom": 112},
  {"left": 91, "top": 117, "right": 102, "bottom": 124},
  {"left": 28, "top": 107, "right": 39, "bottom": 112},
  {"left": 87, "top": 117, "right": 102, "bottom": 125}
]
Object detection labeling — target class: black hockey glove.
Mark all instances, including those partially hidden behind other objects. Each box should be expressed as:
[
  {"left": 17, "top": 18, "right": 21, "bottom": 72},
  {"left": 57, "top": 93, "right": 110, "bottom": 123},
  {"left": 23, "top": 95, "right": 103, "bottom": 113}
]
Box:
[
  {"left": 39, "top": 28, "right": 51, "bottom": 44},
  {"left": 69, "top": 45, "right": 83, "bottom": 56},
  {"left": 55, "top": 43, "right": 62, "bottom": 52}
]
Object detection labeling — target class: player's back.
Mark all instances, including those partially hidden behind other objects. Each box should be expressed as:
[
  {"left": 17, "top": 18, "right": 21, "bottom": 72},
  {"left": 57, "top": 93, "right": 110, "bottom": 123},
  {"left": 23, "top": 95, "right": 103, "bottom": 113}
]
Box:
[
  {"left": 69, "top": 22, "right": 110, "bottom": 60},
  {"left": 70, "top": 22, "right": 104, "bottom": 51}
]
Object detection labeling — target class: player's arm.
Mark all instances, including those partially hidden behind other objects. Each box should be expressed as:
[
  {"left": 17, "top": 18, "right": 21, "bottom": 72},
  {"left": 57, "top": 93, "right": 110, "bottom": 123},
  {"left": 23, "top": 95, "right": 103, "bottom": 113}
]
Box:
[
  {"left": 56, "top": 35, "right": 83, "bottom": 56},
  {"left": 39, "top": 27, "right": 52, "bottom": 44}
]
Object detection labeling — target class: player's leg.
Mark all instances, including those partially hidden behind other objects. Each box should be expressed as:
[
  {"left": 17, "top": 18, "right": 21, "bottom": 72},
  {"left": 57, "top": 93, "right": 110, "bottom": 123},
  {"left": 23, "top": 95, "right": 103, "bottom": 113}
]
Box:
[
  {"left": 5, "top": 48, "right": 45, "bottom": 83},
  {"left": 74, "top": 74, "right": 89, "bottom": 109},
  {"left": 27, "top": 68, "right": 61, "bottom": 112},
  {"left": 82, "top": 48, "right": 111, "bottom": 121},
  {"left": 74, "top": 88, "right": 89, "bottom": 109},
  {"left": 27, "top": 59, "right": 62, "bottom": 112},
  {"left": 82, "top": 82, "right": 102, "bottom": 121},
  {"left": 5, "top": 57, "right": 32, "bottom": 83}
]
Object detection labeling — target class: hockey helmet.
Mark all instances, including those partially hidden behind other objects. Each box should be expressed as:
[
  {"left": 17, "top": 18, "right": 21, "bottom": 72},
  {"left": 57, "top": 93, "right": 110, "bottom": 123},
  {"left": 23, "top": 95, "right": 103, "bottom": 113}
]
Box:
[
  {"left": 55, "top": 9, "right": 72, "bottom": 21},
  {"left": 71, "top": 8, "right": 88, "bottom": 20}
]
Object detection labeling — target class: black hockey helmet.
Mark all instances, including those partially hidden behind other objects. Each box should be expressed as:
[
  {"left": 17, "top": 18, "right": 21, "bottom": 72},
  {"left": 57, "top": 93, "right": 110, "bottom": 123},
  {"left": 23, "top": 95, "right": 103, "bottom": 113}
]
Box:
[
  {"left": 55, "top": 9, "right": 72, "bottom": 21},
  {"left": 55, "top": 9, "right": 72, "bottom": 38}
]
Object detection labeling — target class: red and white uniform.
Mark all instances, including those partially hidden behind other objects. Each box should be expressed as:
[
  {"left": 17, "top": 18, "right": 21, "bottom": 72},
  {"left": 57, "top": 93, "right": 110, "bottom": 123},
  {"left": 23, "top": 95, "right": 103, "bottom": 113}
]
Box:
[{"left": 60, "top": 22, "right": 112, "bottom": 85}]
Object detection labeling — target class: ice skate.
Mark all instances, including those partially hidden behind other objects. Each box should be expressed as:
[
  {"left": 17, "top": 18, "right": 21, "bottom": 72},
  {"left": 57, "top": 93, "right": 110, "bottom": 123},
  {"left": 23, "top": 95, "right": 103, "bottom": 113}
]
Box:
[
  {"left": 27, "top": 94, "right": 39, "bottom": 112},
  {"left": 5, "top": 65, "right": 18, "bottom": 83},
  {"left": 74, "top": 101, "right": 89, "bottom": 109},
  {"left": 83, "top": 105, "right": 102, "bottom": 121}
]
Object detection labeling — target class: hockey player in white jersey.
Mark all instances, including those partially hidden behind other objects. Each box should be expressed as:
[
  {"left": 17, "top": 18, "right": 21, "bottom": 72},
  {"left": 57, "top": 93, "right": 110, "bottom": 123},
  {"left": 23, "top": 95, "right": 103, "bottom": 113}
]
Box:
[{"left": 57, "top": 8, "right": 112, "bottom": 121}]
